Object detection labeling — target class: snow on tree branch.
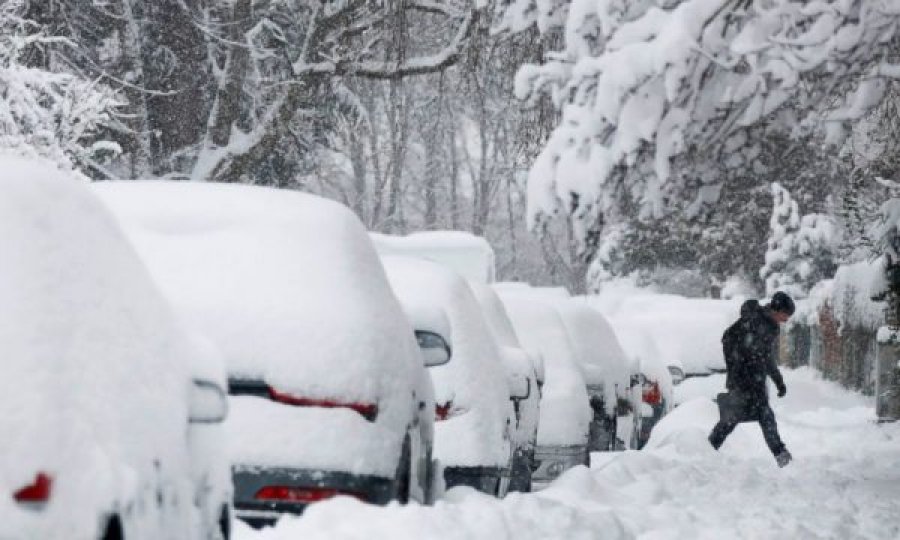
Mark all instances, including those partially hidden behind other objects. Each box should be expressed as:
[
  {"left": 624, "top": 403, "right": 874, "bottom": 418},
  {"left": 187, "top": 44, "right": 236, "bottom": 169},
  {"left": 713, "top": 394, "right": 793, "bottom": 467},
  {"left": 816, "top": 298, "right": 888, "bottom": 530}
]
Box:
[
  {"left": 504, "top": 0, "right": 900, "bottom": 249},
  {"left": 0, "top": 3, "right": 121, "bottom": 172},
  {"left": 292, "top": 8, "right": 477, "bottom": 79}
]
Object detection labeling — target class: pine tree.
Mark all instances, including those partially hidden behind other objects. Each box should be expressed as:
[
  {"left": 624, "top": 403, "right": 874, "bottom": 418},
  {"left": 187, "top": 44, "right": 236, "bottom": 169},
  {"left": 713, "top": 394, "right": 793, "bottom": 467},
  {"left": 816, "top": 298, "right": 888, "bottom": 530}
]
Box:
[{"left": 761, "top": 183, "right": 838, "bottom": 298}]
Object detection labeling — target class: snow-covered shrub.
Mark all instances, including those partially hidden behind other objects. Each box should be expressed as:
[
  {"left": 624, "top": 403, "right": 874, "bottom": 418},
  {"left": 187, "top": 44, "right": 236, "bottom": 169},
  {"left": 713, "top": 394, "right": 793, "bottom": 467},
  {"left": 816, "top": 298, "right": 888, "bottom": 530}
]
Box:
[
  {"left": 0, "top": 2, "right": 121, "bottom": 170},
  {"left": 761, "top": 183, "right": 837, "bottom": 298}
]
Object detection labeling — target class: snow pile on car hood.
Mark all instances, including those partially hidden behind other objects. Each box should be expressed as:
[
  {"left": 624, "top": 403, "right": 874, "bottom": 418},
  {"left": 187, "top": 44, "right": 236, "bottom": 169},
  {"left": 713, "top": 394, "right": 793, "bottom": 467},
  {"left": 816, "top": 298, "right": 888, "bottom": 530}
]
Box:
[
  {"left": 95, "top": 181, "right": 422, "bottom": 475},
  {"left": 381, "top": 256, "right": 512, "bottom": 467},
  {"left": 494, "top": 290, "right": 591, "bottom": 447},
  {"left": 0, "top": 157, "right": 201, "bottom": 538}
]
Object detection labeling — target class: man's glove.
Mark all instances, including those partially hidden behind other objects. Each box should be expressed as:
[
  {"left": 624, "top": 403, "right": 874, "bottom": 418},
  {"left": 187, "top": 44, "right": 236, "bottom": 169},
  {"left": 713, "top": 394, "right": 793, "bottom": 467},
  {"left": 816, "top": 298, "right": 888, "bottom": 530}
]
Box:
[{"left": 777, "top": 384, "right": 787, "bottom": 398}]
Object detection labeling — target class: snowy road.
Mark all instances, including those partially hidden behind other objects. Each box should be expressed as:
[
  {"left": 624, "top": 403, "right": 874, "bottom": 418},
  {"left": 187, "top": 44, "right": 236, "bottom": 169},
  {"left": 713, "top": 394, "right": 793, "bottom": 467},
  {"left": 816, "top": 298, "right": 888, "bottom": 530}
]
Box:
[{"left": 236, "top": 368, "right": 900, "bottom": 539}]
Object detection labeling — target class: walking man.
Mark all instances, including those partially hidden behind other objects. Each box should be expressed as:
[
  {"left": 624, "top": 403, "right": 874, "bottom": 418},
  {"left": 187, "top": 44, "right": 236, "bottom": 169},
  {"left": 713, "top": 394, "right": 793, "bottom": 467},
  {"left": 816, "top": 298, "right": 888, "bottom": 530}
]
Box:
[{"left": 709, "top": 291, "right": 795, "bottom": 467}]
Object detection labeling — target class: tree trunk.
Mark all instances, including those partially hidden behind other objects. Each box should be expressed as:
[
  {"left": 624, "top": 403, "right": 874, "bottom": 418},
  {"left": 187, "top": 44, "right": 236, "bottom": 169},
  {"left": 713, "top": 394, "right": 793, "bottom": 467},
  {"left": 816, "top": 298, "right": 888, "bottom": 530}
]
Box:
[{"left": 120, "top": 0, "right": 154, "bottom": 176}]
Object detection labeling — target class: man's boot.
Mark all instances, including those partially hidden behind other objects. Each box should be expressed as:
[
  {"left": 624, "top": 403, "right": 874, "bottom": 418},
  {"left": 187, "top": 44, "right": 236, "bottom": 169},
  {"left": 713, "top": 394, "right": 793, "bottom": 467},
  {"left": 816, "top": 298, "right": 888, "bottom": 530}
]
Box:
[{"left": 775, "top": 449, "right": 792, "bottom": 468}]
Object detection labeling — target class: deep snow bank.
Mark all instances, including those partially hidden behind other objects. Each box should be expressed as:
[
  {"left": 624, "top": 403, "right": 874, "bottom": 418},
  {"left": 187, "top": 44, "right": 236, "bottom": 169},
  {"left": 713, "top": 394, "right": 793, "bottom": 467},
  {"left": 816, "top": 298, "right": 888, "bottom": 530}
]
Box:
[{"left": 238, "top": 367, "right": 900, "bottom": 540}]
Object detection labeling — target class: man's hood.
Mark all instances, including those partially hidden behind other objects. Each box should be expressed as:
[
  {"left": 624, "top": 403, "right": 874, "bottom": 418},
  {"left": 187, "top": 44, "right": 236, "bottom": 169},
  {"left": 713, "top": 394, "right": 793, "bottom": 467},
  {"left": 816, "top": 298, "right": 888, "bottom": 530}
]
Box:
[
  {"left": 740, "top": 299, "right": 761, "bottom": 318},
  {"left": 740, "top": 299, "right": 777, "bottom": 329}
]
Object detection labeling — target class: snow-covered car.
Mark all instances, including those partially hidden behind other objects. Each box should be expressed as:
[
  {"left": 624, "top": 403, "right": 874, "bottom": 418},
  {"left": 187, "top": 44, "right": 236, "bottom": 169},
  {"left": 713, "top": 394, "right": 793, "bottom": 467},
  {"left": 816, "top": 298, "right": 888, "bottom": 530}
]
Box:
[
  {"left": 1, "top": 156, "right": 231, "bottom": 540},
  {"left": 554, "top": 301, "right": 632, "bottom": 452},
  {"left": 95, "top": 181, "right": 436, "bottom": 527},
  {"left": 468, "top": 283, "right": 542, "bottom": 493},
  {"left": 371, "top": 231, "right": 496, "bottom": 284},
  {"left": 381, "top": 256, "right": 515, "bottom": 496},
  {"left": 587, "top": 286, "right": 738, "bottom": 377},
  {"left": 494, "top": 289, "right": 592, "bottom": 489},
  {"left": 609, "top": 322, "right": 675, "bottom": 449}
]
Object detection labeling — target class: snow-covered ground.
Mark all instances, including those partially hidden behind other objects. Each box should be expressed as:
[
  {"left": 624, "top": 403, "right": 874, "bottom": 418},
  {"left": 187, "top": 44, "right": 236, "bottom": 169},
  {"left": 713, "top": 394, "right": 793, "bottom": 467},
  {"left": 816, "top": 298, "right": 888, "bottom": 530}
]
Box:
[{"left": 235, "top": 367, "right": 900, "bottom": 539}]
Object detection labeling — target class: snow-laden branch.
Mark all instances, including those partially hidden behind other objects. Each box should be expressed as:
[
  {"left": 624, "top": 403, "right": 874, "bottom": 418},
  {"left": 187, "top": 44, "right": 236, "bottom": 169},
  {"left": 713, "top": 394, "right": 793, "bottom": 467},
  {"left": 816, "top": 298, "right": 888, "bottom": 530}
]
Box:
[
  {"left": 501, "top": 0, "right": 900, "bottom": 249},
  {"left": 293, "top": 8, "right": 477, "bottom": 79}
]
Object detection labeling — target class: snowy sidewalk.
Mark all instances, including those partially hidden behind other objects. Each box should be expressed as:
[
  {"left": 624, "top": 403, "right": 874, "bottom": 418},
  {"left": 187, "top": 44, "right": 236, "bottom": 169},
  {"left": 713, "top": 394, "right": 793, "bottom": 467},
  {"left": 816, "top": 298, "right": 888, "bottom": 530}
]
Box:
[{"left": 236, "top": 368, "right": 900, "bottom": 539}]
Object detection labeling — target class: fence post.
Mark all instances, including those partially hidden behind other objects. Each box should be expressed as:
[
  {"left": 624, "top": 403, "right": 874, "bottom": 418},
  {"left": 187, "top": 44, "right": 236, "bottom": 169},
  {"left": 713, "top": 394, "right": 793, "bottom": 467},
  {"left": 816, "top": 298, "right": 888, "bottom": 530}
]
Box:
[{"left": 875, "top": 259, "right": 900, "bottom": 421}]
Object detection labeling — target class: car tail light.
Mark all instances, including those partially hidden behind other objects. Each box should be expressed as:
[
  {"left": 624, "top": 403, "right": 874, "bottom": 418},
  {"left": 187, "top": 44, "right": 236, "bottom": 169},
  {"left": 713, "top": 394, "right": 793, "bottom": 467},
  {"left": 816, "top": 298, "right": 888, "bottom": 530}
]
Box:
[
  {"left": 268, "top": 388, "right": 378, "bottom": 421},
  {"left": 435, "top": 401, "right": 452, "bottom": 421},
  {"left": 14, "top": 473, "right": 52, "bottom": 503},
  {"left": 435, "top": 401, "right": 467, "bottom": 421},
  {"left": 253, "top": 485, "right": 364, "bottom": 503},
  {"left": 642, "top": 381, "right": 662, "bottom": 405}
]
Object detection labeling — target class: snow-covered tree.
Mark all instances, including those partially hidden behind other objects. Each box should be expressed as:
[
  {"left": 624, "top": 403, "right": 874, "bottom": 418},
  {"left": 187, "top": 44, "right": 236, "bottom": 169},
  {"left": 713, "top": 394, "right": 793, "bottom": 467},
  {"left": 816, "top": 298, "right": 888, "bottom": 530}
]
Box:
[
  {"left": 762, "top": 182, "right": 837, "bottom": 298},
  {"left": 501, "top": 0, "right": 900, "bottom": 257},
  {"left": 0, "top": 1, "right": 121, "bottom": 171},
  {"left": 189, "top": 0, "right": 480, "bottom": 184}
]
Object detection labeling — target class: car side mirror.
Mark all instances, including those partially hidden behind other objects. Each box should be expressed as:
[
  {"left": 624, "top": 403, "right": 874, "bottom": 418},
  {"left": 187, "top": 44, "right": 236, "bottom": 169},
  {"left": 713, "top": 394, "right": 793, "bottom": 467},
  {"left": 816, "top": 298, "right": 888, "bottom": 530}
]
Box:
[
  {"left": 508, "top": 373, "right": 530, "bottom": 401},
  {"left": 415, "top": 330, "right": 451, "bottom": 367},
  {"left": 189, "top": 379, "right": 228, "bottom": 424},
  {"left": 667, "top": 366, "right": 685, "bottom": 385}
]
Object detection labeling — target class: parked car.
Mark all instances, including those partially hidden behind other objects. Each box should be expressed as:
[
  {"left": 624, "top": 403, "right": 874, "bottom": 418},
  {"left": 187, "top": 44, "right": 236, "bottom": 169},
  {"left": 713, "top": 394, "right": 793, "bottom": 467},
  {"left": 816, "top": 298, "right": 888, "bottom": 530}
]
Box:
[
  {"left": 627, "top": 367, "right": 673, "bottom": 449},
  {"left": 371, "top": 233, "right": 539, "bottom": 492},
  {"left": 96, "top": 181, "right": 436, "bottom": 527},
  {"left": 494, "top": 289, "right": 592, "bottom": 489},
  {"left": 381, "top": 256, "right": 516, "bottom": 497},
  {"left": 468, "top": 283, "right": 542, "bottom": 493},
  {"left": 1, "top": 156, "right": 231, "bottom": 540},
  {"left": 608, "top": 322, "right": 675, "bottom": 449},
  {"left": 587, "top": 290, "right": 736, "bottom": 378},
  {"left": 554, "top": 301, "right": 632, "bottom": 452}
]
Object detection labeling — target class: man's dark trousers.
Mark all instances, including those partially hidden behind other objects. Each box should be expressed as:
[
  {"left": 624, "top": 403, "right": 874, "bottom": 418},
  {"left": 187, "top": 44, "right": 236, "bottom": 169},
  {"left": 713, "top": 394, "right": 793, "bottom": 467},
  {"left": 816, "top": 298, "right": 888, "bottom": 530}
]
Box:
[{"left": 709, "top": 403, "right": 786, "bottom": 456}]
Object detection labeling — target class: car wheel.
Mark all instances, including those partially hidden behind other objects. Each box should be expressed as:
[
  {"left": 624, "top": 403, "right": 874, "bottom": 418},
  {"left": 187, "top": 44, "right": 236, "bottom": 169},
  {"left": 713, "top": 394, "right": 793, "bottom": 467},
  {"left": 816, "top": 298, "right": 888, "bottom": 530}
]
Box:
[
  {"left": 100, "top": 516, "right": 123, "bottom": 540},
  {"left": 629, "top": 413, "right": 643, "bottom": 450},
  {"left": 507, "top": 449, "right": 532, "bottom": 493},
  {"left": 218, "top": 505, "right": 231, "bottom": 540},
  {"left": 607, "top": 414, "right": 618, "bottom": 452},
  {"left": 423, "top": 448, "right": 436, "bottom": 504},
  {"left": 394, "top": 435, "right": 412, "bottom": 504}
]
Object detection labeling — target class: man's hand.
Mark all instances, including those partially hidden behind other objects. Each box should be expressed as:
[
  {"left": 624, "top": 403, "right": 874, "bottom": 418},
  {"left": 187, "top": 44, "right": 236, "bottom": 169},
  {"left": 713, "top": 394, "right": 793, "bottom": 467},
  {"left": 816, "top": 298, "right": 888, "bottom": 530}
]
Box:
[{"left": 777, "top": 384, "right": 787, "bottom": 398}]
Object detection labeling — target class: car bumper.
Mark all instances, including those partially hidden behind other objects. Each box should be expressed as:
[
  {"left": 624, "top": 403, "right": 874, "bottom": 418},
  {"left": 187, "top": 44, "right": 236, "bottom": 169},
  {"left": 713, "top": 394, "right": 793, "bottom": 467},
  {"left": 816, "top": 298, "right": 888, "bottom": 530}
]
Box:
[
  {"left": 233, "top": 466, "right": 395, "bottom": 528},
  {"left": 636, "top": 403, "right": 667, "bottom": 448},
  {"left": 443, "top": 466, "right": 505, "bottom": 495},
  {"left": 531, "top": 445, "right": 588, "bottom": 489}
]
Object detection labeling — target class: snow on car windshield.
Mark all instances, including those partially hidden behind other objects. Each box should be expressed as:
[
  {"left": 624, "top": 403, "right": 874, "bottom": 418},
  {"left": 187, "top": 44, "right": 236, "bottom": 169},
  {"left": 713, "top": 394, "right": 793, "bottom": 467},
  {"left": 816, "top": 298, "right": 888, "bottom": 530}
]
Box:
[{"left": 95, "top": 181, "right": 419, "bottom": 406}]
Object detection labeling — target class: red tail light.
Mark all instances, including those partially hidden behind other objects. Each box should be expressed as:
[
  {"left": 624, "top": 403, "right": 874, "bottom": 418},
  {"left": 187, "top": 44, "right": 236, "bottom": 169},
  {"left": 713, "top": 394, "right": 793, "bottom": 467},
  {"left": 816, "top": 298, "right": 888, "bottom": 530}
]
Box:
[
  {"left": 13, "top": 473, "right": 52, "bottom": 503},
  {"left": 435, "top": 401, "right": 452, "bottom": 421},
  {"left": 268, "top": 388, "right": 378, "bottom": 421},
  {"left": 642, "top": 381, "right": 662, "bottom": 405},
  {"left": 435, "top": 401, "right": 467, "bottom": 421},
  {"left": 254, "top": 485, "right": 364, "bottom": 503}
]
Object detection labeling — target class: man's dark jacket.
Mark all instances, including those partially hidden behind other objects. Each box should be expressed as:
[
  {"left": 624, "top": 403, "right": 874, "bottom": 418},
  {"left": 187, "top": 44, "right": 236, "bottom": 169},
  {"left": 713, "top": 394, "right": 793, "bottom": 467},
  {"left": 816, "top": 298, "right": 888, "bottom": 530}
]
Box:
[{"left": 722, "top": 299, "right": 786, "bottom": 403}]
